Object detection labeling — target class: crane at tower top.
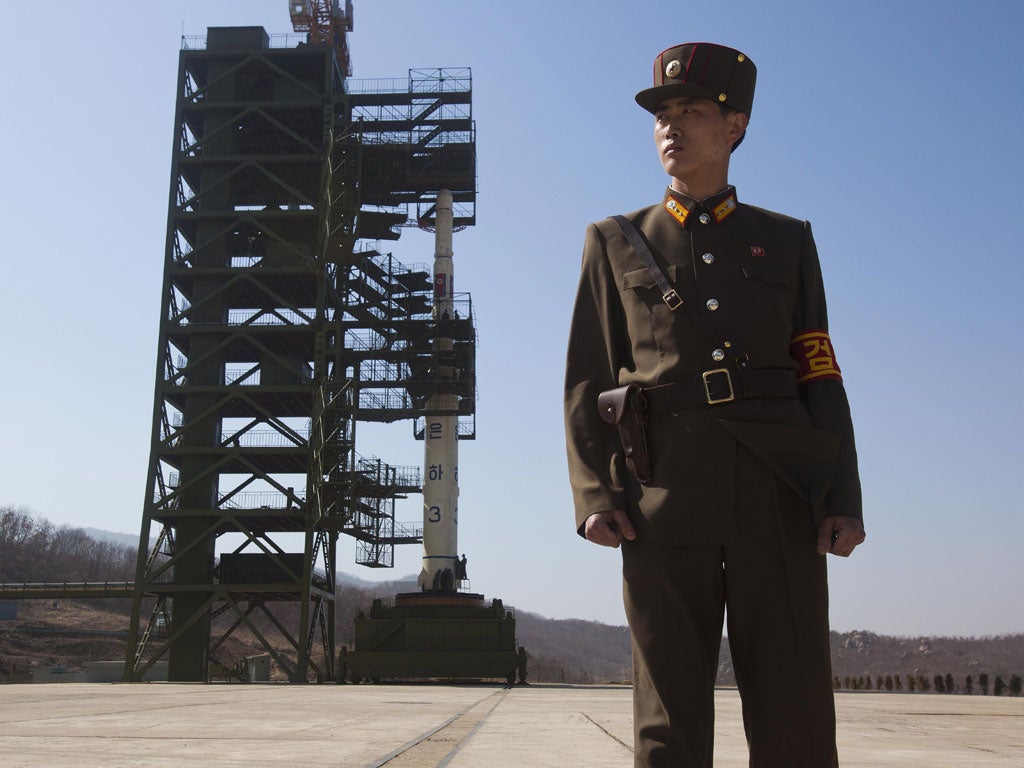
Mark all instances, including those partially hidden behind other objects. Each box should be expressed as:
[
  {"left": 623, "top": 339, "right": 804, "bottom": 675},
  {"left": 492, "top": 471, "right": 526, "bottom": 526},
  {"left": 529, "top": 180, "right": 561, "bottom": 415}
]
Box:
[{"left": 289, "top": 0, "right": 354, "bottom": 76}]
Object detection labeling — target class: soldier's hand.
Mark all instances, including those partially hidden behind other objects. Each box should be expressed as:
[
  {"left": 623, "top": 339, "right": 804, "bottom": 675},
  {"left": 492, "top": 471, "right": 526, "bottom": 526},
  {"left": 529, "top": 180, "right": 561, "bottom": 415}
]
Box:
[
  {"left": 584, "top": 510, "right": 636, "bottom": 548},
  {"left": 817, "top": 515, "right": 865, "bottom": 557}
]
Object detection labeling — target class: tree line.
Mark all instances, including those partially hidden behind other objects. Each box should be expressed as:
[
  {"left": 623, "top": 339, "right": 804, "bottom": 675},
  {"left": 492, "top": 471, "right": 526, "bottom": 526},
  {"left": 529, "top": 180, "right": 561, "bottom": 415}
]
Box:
[
  {"left": 0, "top": 506, "right": 137, "bottom": 584},
  {"left": 835, "top": 672, "right": 1023, "bottom": 695}
]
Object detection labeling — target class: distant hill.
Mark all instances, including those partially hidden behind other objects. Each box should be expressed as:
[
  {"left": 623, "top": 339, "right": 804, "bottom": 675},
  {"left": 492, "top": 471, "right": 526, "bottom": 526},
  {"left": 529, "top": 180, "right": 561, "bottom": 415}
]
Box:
[
  {"left": 336, "top": 571, "right": 418, "bottom": 590},
  {"left": 513, "top": 618, "right": 1024, "bottom": 689},
  {"left": 515, "top": 611, "right": 632, "bottom": 684},
  {"left": 1, "top": 509, "right": 1021, "bottom": 688},
  {"left": 79, "top": 528, "right": 146, "bottom": 549},
  {"left": 827, "top": 630, "right": 1024, "bottom": 688}
]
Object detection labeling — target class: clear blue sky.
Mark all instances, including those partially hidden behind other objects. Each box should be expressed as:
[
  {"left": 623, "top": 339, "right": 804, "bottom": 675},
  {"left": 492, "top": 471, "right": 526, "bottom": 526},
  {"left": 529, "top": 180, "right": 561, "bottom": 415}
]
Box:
[{"left": 2, "top": 0, "right": 1022, "bottom": 637}]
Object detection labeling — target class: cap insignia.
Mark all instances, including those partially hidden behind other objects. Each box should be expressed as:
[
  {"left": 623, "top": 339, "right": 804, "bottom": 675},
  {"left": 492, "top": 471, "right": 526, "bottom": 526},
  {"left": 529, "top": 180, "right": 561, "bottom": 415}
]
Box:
[{"left": 665, "top": 59, "right": 682, "bottom": 79}]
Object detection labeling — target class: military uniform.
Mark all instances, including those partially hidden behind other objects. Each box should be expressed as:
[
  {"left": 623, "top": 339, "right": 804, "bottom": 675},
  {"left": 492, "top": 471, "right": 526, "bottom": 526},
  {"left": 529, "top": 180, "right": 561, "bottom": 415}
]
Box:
[{"left": 564, "top": 42, "right": 862, "bottom": 768}]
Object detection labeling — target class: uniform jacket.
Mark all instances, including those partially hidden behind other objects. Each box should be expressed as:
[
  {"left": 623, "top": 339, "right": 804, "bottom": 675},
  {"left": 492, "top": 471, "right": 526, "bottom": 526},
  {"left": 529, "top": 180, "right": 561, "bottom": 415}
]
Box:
[{"left": 564, "top": 186, "right": 862, "bottom": 544}]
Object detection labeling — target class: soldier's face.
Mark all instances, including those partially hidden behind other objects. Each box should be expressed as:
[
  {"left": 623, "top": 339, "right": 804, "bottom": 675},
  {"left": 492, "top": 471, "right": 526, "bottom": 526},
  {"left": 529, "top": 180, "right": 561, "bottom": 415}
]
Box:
[{"left": 654, "top": 97, "right": 747, "bottom": 190}]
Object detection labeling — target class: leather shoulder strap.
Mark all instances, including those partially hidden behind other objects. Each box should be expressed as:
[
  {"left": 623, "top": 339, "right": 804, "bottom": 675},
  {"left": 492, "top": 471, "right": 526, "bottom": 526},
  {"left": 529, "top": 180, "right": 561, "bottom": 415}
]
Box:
[
  {"left": 611, "top": 215, "right": 681, "bottom": 309},
  {"left": 610, "top": 214, "right": 748, "bottom": 366}
]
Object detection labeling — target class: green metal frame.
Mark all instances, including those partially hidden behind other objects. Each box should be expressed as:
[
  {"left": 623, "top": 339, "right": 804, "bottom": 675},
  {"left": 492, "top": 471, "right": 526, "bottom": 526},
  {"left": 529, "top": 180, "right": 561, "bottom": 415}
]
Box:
[
  {"left": 125, "top": 27, "right": 479, "bottom": 683},
  {"left": 126, "top": 29, "right": 348, "bottom": 682}
]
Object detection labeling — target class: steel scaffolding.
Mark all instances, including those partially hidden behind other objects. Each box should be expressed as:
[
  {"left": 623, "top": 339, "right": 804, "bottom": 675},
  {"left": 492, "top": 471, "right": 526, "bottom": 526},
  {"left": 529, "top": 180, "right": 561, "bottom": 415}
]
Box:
[{"left": 125, "top": 24, "right": 476, "bottom": 683}]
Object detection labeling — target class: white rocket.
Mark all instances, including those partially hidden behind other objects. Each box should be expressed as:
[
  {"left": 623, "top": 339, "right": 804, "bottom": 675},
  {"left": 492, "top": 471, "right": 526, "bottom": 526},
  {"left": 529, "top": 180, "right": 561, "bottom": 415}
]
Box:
[{"left": 418, "top": 189, "right": 461, "bottom": 593}]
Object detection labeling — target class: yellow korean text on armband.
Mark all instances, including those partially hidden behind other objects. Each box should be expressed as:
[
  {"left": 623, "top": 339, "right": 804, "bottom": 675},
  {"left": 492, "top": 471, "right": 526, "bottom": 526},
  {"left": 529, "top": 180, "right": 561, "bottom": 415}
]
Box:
[{"left": 790, "top": 330, "right": 843, "bottom": 383}]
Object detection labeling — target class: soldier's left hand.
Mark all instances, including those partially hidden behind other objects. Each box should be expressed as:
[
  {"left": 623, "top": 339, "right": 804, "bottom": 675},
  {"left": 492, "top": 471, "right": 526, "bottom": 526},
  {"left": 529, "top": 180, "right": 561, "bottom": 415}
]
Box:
[{"left": 817, "top": 516, "right": 865, "bottom": 557}]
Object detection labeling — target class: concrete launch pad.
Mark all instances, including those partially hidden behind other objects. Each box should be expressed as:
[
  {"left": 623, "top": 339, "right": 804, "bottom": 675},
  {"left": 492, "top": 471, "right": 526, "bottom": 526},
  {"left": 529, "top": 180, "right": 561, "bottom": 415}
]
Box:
[{"left": 0, "top": 684, "right": 1021, "bottom": 767}]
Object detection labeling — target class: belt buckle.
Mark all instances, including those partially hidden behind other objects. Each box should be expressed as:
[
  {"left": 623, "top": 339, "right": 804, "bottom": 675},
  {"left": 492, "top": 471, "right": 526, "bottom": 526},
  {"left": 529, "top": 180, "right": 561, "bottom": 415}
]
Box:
[
  {"left": 662, "top": 290, "right": 683, "bottom": 311},
  {"left": 702, "top": 368, "right": 735, "bottom": 405}
]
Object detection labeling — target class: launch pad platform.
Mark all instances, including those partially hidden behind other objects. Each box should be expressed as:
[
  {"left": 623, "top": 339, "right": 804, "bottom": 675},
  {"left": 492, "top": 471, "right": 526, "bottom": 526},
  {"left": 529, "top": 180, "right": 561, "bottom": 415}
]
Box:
[
  {"left": 342, "top": 594, "right": 522, "bottom": 685},
  {"left": 1, "top": 684, "right": 1021, "bottom": 767}
]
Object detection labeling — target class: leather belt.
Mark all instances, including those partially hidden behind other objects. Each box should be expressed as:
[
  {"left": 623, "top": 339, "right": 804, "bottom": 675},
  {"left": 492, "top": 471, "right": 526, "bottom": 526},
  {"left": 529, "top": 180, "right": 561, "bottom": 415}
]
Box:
[{"left": 641, "top": 368, "right": 798, "bottom": 413}]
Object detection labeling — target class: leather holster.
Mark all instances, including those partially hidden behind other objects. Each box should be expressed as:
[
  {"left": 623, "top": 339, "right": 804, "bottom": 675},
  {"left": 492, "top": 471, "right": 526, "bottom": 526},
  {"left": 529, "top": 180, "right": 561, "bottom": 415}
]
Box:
[{"left": 597, "top": 384, "right": 651, "bottom": 484}]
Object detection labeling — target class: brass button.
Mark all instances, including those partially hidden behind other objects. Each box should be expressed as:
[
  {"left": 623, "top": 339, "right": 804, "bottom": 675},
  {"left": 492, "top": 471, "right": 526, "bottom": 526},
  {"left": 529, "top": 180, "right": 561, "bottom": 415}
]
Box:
[
  {"left": 702, "top": 252, "right": 715, "bottom": 265},
  {"left": 706, "top": 298, "right": 719, "bottom": 311},
  {"left": 711, "top": 349, "right": 725, "bottom": 362}
]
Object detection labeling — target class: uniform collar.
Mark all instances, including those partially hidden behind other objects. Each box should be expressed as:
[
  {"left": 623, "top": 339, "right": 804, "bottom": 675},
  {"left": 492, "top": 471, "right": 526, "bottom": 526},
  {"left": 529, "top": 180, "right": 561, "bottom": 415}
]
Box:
[{"left": 662, "top": 185, "right": 739, "bottom": 229}]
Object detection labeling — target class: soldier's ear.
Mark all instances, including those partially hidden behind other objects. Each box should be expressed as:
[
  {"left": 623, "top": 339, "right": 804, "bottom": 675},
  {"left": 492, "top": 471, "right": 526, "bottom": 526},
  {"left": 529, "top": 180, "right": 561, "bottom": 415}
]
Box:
[{"left": 728, "top": 112, "right": 749, "bottom": 147}]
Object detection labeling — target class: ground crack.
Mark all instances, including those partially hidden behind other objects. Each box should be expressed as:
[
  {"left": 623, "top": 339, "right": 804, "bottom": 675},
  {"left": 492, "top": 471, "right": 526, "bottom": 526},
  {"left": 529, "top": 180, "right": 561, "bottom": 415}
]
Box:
[{"left": 582, "top": 711, "right": 633, "bottom": 753}]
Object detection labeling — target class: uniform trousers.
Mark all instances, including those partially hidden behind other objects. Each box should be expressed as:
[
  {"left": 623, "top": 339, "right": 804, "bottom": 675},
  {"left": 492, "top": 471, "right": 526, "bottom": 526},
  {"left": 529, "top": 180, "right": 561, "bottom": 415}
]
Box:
[{"left": 622, "top": 444, "right": 838, "bottom": 768}]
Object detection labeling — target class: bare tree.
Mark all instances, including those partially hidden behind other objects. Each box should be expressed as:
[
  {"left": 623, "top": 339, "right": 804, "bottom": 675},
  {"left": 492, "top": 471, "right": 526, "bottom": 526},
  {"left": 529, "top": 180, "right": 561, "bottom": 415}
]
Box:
[{"left": 0, "top": 506, "right": 136, "bottom": 583}]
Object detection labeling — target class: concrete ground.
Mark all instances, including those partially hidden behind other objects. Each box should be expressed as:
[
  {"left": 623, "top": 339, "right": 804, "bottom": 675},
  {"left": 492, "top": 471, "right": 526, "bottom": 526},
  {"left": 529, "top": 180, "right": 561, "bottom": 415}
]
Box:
[{"left": 0, "top": 683, "right": 1021, "bottom": 767}]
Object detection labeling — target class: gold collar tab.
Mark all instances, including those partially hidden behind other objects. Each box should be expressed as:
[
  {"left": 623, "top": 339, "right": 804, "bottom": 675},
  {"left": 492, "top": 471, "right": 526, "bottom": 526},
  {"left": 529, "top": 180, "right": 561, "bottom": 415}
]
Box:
[
  {"left": 663, "top": 187, "right": 738, "bottom": 229},
  {"left": 712, "top": 193, "right": 738, "bottom": 223},
  {"left": 664, "top": 197, "right": 690, "bottom": 227}
]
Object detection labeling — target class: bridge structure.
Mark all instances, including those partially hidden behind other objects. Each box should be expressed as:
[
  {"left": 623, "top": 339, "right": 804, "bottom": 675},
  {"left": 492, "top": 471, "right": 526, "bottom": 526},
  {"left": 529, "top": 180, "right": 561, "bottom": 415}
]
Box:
[{"left": 0, "top": 583, "right": 135, "bottom": 600}]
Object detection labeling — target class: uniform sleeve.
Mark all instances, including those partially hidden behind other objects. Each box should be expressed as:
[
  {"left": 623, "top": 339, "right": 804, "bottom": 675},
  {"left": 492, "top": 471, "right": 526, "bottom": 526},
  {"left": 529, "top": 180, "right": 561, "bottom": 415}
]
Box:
[
  {"left": 791, "top": 221, "right": 863, "bottom": 522},
  {"left": 564, "top": 223, "right": 631, "bottom": 535}
]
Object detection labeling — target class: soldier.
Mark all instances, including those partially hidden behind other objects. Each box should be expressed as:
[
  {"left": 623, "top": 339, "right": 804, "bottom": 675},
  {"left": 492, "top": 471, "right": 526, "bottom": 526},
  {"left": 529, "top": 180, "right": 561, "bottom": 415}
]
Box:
[{"left": 564, "top": 43, "right": 865, "bottom": 767}]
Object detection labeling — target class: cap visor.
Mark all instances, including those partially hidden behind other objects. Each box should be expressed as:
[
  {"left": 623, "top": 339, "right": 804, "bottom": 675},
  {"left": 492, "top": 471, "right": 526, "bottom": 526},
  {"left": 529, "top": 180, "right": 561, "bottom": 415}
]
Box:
[{"left": 635, "top": 83, "right": 717, "bottom": 113}]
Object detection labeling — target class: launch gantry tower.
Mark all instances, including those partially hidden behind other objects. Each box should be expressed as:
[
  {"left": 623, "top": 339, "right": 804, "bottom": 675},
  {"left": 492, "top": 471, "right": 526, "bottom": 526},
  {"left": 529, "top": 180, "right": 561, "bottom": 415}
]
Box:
[{"left": 125, "top": 9, "right": 476, "bottom": 682}]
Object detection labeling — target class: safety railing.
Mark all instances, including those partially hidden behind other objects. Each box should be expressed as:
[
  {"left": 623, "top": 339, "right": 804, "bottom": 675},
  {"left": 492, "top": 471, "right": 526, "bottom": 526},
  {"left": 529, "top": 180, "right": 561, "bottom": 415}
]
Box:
[
  {"left": 218, "top": 491, "right": 306, "bottom": 509},
  {"left": 392, "top": 522, "right": 423, "bottom": 540},
  {"left": 180, "top": 34, "right": 306, "bottom": 51},
  {"left": 221, "top": 429, "right": 309, "bottom": 448}
]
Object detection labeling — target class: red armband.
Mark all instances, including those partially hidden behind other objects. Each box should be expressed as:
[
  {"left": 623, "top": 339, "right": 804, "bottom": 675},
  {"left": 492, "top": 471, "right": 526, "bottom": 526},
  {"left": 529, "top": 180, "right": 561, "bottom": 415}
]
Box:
[{"left": 790, "top": 330, "right": 843, "bottom": 383}]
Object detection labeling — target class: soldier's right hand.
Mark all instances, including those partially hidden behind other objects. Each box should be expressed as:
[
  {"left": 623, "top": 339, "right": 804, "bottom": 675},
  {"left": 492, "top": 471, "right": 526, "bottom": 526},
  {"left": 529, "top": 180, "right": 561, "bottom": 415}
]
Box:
[{"left": 584, "top": 510, "right": 636, "bottom": 548}]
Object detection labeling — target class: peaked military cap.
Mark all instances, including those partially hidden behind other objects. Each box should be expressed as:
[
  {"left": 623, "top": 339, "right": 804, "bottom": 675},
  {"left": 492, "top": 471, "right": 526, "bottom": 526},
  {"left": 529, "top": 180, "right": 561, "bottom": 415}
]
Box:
[{"left": 635, "top": 42, "right": 756, "bottom": 117}]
